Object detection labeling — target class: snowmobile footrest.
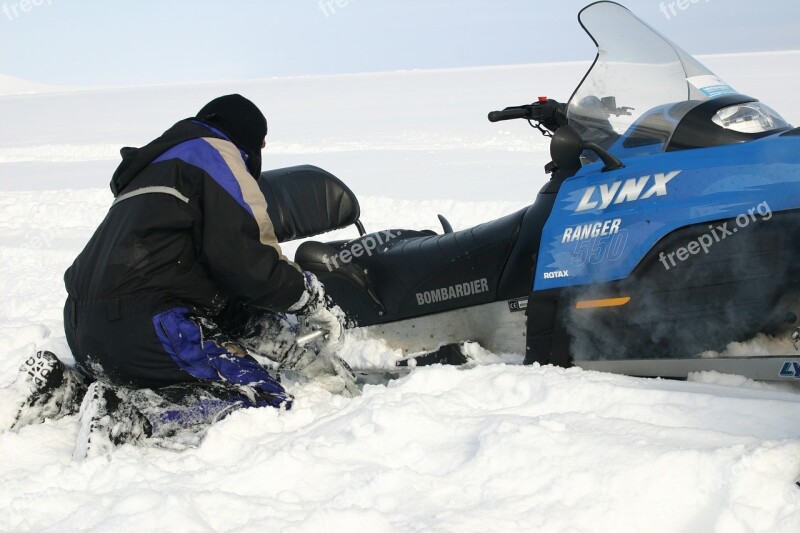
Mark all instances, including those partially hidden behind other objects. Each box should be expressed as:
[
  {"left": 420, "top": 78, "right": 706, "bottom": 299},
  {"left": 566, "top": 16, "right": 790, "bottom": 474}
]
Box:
[{"left": 396, "top": 344, "right": 468, "bottom": 368}]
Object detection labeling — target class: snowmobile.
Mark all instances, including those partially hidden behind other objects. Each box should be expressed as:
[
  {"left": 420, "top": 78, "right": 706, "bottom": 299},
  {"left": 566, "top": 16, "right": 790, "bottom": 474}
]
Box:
[{"left": 258, "top": 1, "right": 800, "bottom": 382}]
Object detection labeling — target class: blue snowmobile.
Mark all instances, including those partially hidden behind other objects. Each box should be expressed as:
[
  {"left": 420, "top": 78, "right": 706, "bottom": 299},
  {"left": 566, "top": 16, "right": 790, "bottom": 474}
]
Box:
[{"left": 258, "top": 1, "right": 800, "bottom": 382}]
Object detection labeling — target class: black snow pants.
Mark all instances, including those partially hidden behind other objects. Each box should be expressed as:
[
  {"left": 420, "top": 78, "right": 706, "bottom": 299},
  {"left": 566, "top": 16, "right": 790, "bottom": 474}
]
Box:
[{"left": 63, "top": 295, "right": 293, "bottom": 409}]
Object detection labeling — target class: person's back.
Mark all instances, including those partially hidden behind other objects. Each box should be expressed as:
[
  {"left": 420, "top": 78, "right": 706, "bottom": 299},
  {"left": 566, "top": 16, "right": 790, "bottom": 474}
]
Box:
[{"left": 65, "top": 119, "right": 225, "bottom": 309}]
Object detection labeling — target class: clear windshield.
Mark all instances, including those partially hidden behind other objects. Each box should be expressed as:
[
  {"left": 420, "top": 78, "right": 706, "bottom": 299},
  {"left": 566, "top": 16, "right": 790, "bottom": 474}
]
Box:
[{"left": 567, "top": 2, "right": 739, "bottom": 154}]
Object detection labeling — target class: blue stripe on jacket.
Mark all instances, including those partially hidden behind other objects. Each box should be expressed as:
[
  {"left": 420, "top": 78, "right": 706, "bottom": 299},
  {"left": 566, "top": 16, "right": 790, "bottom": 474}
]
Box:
[{"left": 151, "top": 138, "right": 254, "bottom": 217}]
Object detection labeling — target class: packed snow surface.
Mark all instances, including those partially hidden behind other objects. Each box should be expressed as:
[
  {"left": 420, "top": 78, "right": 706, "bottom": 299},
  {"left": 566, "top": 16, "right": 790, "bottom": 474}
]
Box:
[{"left": 1, "top": 53, "right": 800, "bottom": 531}]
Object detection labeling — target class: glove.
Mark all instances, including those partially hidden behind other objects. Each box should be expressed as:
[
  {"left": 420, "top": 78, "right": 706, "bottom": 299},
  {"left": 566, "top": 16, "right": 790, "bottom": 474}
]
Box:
[
  {"left": 303, "top": 306, "right": 344, "bottom": 348},
  {"left": 290, "top": 273, "right": 358, "bottom": 397},
  {"left": 299, "top": 354, "right": 360, "bottom": 398},
  {"left": 267, "top": 329, "right": 318, "bottom": 371},
  {"left": 294, "top": 272, "right": 345, "bottom": 348}
]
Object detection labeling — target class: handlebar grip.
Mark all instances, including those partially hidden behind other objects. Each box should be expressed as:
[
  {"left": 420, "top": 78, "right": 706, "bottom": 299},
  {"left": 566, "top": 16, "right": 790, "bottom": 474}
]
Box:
[{"left": 488, "top": 107, "right": 532, "bottom": 122}]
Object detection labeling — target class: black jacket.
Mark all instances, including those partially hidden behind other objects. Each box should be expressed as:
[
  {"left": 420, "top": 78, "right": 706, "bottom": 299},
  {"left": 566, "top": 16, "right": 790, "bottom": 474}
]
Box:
[{"left": 64, "top": 119, "right": 306, "bottom": 314}]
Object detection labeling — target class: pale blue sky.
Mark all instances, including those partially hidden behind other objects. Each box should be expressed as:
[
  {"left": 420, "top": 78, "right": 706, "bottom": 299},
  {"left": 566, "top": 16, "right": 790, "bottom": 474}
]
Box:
[{"left": 2, "top": 0, "right": 798, "bottom": 86}]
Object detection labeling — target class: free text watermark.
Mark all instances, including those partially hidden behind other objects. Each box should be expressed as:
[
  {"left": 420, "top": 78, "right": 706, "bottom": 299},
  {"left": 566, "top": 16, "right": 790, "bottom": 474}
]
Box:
[
  {"left": 318, "top": 0, "right": 355, "bottom": 18},
  {"left": 3, "top": 0, "right": 52, "bottom": 21},
  {"left": 659, "top": 201, "right": 772, "bottom": 271},
  {"left": 659, "top": 0, "right": 712, "bottom": 20},
  {"left": 321, "top": 229, "right": 399, "bottom": 272}
]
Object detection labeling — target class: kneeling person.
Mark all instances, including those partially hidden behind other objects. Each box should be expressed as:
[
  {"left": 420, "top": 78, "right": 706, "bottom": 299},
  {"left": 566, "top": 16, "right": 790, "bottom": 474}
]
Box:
[{"left": 6, "top": 94, "right": 346, "bottom": 455}]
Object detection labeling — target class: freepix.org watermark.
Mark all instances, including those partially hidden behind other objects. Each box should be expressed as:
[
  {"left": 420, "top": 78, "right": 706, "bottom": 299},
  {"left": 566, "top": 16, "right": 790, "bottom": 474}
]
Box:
[
  {"left": 321, "top": 229, "right": 400, "bottom": 272},
  {"left": 659, "top": 201, "right": 772, "bottom": 271},
  {"left": 3, "top": 0, "right": 52, "bottom": 21},
  {"left": 318, "top": 0, "right": 355, "bottom": 18},
  {"left": 7, "top": 226, "right": 57, "bottom": 266},
  {"left": 660, "top": 0, "right": 711, "bottom": 20}
]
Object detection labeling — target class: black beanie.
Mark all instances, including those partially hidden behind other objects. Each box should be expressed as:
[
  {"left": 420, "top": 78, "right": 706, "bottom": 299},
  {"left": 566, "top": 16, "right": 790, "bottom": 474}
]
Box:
[{"left": 196, "top": 94, "right": 268, "bottom": 155}]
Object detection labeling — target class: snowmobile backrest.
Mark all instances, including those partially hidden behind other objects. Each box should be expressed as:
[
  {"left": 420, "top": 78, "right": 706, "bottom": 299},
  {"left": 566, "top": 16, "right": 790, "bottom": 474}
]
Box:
[{"left": 258, "top": 165, "right": 361, "bottom": 242}]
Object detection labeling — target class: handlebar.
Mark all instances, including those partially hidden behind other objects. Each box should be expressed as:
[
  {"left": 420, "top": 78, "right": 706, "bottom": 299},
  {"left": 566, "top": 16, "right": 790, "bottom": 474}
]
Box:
[
  {"left": 488, "top": 107, "right": 533, "bottom": 122},
  {"left": 488, "top": 98, "right": 567, "bottom": 133}
]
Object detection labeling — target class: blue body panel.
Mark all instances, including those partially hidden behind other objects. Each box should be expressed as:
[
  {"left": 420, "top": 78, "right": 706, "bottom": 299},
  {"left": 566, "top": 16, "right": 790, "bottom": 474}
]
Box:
[{"left": 534, "top": 132, "right": 800, "bottom": 291}]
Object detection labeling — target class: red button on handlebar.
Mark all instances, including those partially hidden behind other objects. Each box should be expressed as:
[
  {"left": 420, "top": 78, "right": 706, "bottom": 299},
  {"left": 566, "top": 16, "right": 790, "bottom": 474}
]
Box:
[{"left": 538, "top": 96, "right": 548, "bottom": 103}]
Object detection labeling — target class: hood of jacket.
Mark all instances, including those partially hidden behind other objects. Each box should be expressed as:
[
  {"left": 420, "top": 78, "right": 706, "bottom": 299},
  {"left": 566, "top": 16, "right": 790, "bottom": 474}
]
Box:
[{"left": 110, "top": 119, "right": 249, "bottom": 196}]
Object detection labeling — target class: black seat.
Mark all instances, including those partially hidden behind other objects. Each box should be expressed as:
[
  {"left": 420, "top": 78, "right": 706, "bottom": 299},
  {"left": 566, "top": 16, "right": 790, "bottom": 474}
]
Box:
[
  {"left": 258, "top": 165, "right": 361, "bottom": 242},
  {"left": 296, "top": 208, "right": 529, "bottom": 324}
]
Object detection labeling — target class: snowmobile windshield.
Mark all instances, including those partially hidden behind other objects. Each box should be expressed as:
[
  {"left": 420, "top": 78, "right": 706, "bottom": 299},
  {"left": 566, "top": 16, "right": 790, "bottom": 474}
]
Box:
[{"left": 566, "top": 1, "right": 780, "bottom": 157}]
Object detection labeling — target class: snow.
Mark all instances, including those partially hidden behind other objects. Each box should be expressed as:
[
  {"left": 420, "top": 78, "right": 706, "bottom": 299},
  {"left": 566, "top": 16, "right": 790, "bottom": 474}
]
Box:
[
  {"left": 1, "top": 52, "right": 800, "bottom": 531},
  {"left": 2, "top": 365, "right": 799, "bottom": 531},
  {"left": 0, "top": 74, "right": 69, "bottom": 97}
]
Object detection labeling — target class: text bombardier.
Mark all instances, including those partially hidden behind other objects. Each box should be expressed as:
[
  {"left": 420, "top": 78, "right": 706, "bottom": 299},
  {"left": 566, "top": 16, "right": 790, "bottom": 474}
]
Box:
[{"left": 416, "top": 278, "right": 490, "bottom": 306}]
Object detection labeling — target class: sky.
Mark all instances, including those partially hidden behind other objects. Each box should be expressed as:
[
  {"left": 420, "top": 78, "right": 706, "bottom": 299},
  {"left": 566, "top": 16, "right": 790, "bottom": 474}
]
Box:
[{"left": 1, "top": 0, "right": 799, "bottom": 87}]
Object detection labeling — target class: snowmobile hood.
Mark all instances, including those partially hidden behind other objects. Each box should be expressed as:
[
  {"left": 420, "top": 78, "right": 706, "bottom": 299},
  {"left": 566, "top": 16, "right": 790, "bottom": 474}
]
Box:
[{"left": 110, "top": 119, "right": 232, "bottom": 196}]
